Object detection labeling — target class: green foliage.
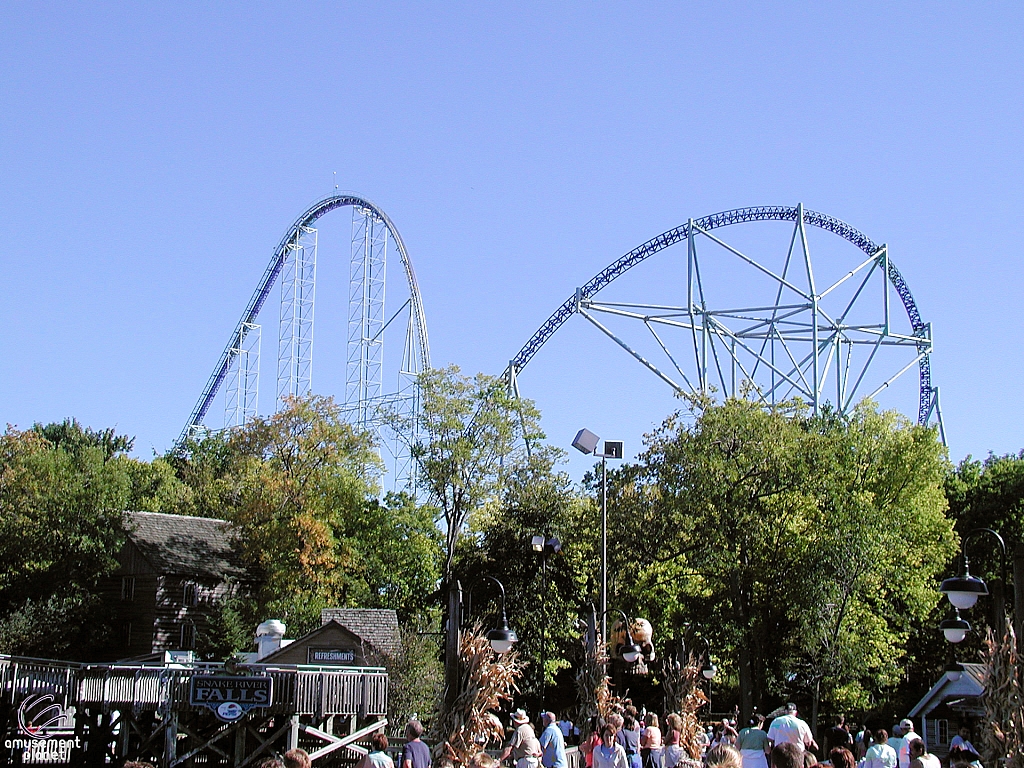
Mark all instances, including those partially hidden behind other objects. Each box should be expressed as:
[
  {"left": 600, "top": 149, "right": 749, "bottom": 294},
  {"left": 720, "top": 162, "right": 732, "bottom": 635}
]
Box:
[
  {"left": 385, "top": 625, "right": 445, "bottom": 729},
  {"left": 408, "top": 366, "right": 543, "bottom": 580},
  {"left": 791, "top": 404, "right": 955, "bottom": 713},
  {"left": 0, "top": 422, "right": 134, "bottom": 657},
  {"left": 169, "top": 395, "right": 443, "bottom": 645},
  {"left": 123, "top": 457, "right": 194, "bottom": 513},
  {"left": 947, "top": 451, "right": 1024, "bottom": 541},
  {"left": 602, "top": 396, "right": 955, "bottom": 719},
  {"left": 32, "top": 418, "right": 134, "bottom": 459}
]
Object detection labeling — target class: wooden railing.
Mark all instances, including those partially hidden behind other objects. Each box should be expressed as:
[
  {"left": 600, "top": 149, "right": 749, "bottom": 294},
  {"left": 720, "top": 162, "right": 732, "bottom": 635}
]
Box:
[
  {"left": 0, "top": 655, "right": 387, "bottom": 717},
  {"left": 0, "top": 656, "right": 79, "bottom": 709}
]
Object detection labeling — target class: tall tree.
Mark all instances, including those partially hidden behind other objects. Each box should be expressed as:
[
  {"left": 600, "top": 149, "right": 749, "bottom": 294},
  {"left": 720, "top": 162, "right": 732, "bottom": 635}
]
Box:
[
  {"left": 791, "top": 404, "right": 955, "bottom": 720},
  {"left": 604, "top": 397, "right": 954, "bottom": 721},
  {"left": 171, "top": 395, "right": 443, "bottom": 640},
  {"left": 406, "top": 365, "right": 542, "bottom": 580},
  {"left": 0, "top": 422, "right": 134, "bottom": 656}
]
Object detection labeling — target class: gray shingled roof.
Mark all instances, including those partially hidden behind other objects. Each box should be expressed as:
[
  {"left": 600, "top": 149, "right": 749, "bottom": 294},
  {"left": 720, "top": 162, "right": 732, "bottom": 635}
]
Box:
[
  {"left": 320, "top": 608, "right": 400, "bottom": 657},
  {"left": 126, "top": 511, "right": 246, "bottom": 580}
]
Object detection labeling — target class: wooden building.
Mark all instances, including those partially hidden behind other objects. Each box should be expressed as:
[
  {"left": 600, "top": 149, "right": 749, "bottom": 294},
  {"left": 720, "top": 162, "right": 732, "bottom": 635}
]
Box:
[
  {"left": 908, "top": 662, "right": 986, "bottom": 757},
  {"left": 104, "top": 511, "right": 247, "bottom": 660},
  {"left": 260, "top": 609, "right": 401, "bottom": 667}
]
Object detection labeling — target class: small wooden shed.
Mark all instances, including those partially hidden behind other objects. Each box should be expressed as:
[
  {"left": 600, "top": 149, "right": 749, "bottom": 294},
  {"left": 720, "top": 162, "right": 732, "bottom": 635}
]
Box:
[
  {"left": 908, "top": 662, "right": 986, "bottom": 757},
  {"left": 259, "top": 609, "right": 400, "bottom": 668}
]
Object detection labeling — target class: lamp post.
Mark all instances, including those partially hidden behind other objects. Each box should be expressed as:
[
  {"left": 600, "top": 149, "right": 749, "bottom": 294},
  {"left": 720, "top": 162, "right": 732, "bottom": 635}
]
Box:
[
  {"left": 944, "top": 661, "right": 965, "bottom": 682},
  {"left": 586, "top": 606, "right": 645, "bottom": 664},
  {"left": 939, "top": 528, "right": 1015, "bottom": 644},
  {"left": 531, "top": 535, "right": 562, "bottom": 710},
  {"left": 573, "top": 429, "right": 623, "bottom": 648},
  {"left": 941, "top": 528, "right": 1008, "bottom": 638},
  {"left": 444, "top": 575, "right": 519, "bottom": 712}
]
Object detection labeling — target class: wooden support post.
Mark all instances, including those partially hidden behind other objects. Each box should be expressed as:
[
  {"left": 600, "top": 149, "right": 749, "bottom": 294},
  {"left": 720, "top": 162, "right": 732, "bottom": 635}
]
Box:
[
  {"left": 288, "top": 715, "right": 300, "bottom": 751},
  {"left": 234, "top": 721, "right": 247, "bottom": 768},
  {"left": 443, "top": 580, "right": 463, "bottom": 716},
  {"left": 71, "top": 706, "right": 87, "bottom": 768},
  {"left": 86, "top": 711, "right": 109, "bottom": 768},
  {"left": 117, "top": 710, "right": 130, "bottom": 757},
  {"left": 163, "top": 712, "right": 178, "bottom": 768}
]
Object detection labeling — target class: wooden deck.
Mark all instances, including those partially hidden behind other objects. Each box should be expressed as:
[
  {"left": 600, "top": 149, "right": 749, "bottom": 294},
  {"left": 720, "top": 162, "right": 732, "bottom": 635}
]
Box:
[
  {"left": 0, "top": 656, "right": 387, "bottom": 717},
  {"left": 77, "top": 663, "right": 388, "bottom": 717},
  {"left": 0, "top": 655, "right": 389, "bottom": 767}
]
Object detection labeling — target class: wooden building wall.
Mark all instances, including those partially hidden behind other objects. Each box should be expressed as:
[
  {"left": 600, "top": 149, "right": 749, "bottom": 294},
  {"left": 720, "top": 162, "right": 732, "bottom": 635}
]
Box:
[{"left": 99, "top": 540, "right": 235, "bottom": 660}]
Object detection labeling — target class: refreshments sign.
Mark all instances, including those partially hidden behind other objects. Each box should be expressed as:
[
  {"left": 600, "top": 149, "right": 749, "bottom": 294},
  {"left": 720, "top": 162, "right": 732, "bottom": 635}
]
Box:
[
  {"left": 307, "top": 647, "right": 356, "bottom": 664},
  {"left": 190, "top": 676, "right": 273, "bottom": 722}
]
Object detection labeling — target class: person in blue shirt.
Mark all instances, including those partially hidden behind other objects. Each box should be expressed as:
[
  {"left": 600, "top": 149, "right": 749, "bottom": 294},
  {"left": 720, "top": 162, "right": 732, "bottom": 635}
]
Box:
[
  {"left": 402, "top": 720, "right": 431, "bottom": 768},
  {"left": 540, "top": 711, "right": 568, "bottom": 768}
]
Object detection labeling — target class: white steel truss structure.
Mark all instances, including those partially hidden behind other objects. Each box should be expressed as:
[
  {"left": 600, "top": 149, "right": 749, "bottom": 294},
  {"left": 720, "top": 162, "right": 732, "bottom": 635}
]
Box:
[
  {"left": 181, "top": 194, "right": 431, "bottom": 493},
  {"left": 224, "top": 322, "right": 261, "bottom": 428},
  {"left": 342, "top": 206, "right": 427, "bottom": 492},
  {"left": 277, "top": 225, "right": 317, "bottom": 403},
  {"left": 348, "top": 208, "right": 387, "bottom": 426},
  {"left": 507, "top": 205, "right": 944, "bottom": 442}
]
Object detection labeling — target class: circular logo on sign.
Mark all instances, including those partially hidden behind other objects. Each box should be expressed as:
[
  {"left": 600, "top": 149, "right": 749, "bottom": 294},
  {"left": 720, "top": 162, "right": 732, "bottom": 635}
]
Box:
[{"left": 217, "top": 702, "right": 244, "bottom": 721}]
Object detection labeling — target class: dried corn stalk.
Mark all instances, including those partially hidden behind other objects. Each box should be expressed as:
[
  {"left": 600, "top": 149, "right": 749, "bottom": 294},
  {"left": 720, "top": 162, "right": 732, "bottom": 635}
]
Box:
[
  {"left": 660, "top": 652, "right": 709, "bottom": 761},
  {"left": 436, "top": 622, "right": 524, "bottom": 765},
  {"left": 575, "top": 628, "right": 630, "bottom": 744},
  {"left": 981, "top": 624, "right": 1024, "bottom": 768}
]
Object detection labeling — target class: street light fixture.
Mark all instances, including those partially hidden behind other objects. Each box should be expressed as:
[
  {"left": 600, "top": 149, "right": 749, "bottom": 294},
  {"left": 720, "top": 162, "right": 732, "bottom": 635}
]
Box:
[
  {"left": 941, "top": 529, "right": 1005, "bottom": 610},
  {"left": 944, "top": 661, "right": 965, "bottom": 682},
  {"left": 941, "top": 572, "right": 989, "bottom": 610},
  {"left": 584, "top": 606, "right": 645, "bottom": 665},
  {"left": 939, "top": 527, "right": 1010, "bottom": 642},
  {"left": 693, "top": 635, "right": 716, "bottom": 711},
  {"left": 573, "top": 428, "right": 623, "bottom": 647},
  {"left": 444, "top": 575, "right": 518, "bottom": 712},
  {"left": 465, "top": 575, "right": 519, "bottom": 653},
  {"left": 608, "top": 608, "right": 644, "bottom": 664},
  {"left": 940, "top": 610, "right": 971, "bottom": 644},
  {"left": 486, "top": 623, "right": 518, "bottom": 654}
]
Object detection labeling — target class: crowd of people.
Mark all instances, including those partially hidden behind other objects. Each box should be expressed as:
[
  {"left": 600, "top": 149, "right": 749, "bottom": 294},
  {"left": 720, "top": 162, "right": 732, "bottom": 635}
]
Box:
[
  {"left": 482, "top": 703, "right": 984, "bottom": 768},
  {"left": 236, "top": 704, "right": 984, "bottom": 768}
]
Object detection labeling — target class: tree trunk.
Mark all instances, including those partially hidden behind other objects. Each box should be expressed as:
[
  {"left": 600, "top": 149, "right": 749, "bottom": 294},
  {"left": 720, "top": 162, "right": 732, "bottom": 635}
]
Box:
[{"left": 732, "top": 570, "right": 754, "bottom": 723}]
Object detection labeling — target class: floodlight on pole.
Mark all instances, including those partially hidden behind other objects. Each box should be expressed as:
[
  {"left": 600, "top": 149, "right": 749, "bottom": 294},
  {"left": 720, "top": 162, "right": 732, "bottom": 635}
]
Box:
[
  {"left": 532, "top": 534, "right": 562, "bottom": 708},
  {"left": 573, "top": 429, "right": 622, "bottom": 648}
]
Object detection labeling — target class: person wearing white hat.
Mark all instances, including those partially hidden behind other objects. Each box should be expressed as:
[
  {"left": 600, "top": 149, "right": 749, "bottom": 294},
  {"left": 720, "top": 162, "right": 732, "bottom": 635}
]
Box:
[
  {"left": 500, "top": 710, "right": 542, "bottom": 768},
  {"left": 897, "top": 719, "right": 921, "bottom": 768}
]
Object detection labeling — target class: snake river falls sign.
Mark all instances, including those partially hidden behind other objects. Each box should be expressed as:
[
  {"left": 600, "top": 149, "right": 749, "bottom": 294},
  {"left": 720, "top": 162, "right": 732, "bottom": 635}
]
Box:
[{"left": 190, "top": 676, "right": 273, "bottom": 722}]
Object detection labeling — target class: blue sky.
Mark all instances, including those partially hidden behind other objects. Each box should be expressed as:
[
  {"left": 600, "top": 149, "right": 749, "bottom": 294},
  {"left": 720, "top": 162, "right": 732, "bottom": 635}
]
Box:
[{"left": 2, "top": 2, "right": 1022, "bottom": 480}]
